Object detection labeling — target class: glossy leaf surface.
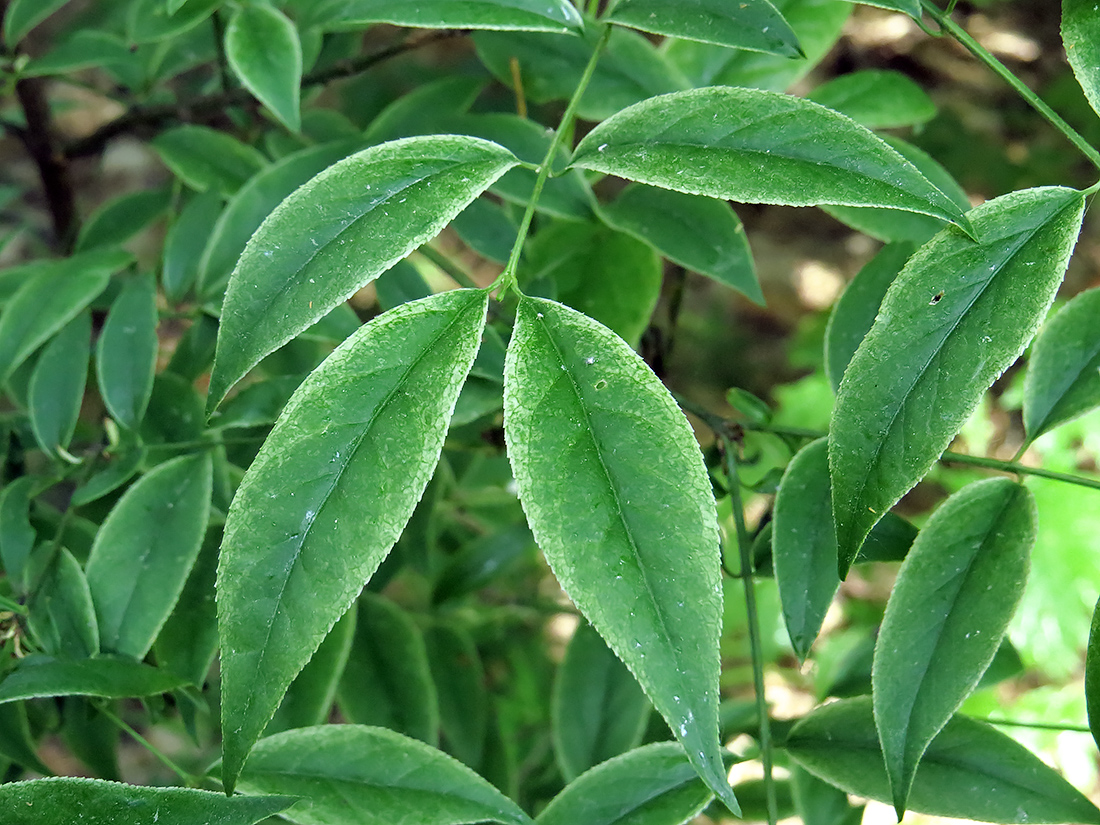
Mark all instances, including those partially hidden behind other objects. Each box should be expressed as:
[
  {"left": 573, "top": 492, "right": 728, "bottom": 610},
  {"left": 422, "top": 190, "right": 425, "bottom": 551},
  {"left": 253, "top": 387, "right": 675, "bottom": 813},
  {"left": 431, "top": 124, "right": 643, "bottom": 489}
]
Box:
[
  {"left": 873, "top": 478, "right": 1034, "bottom": 816},
  {"left": 571, "top": 87, "right": 970, "bottom": 231},
  {"left": 1023, "top": 287, "right": 1100, "bottom": 440},
  {"left": 504, "top": 296, "right": 735, "bottom": 813},
  {"left": 208, "top": 136, "right": 515, "bottom": 410},
  {"left": 29, "top": 310, "right": 90, "bottom": 457},
  {"left": 95, "top": 274, "right": 159, "bottom": 430},
  {"left": 807, "top": 69, "right": 935, "bottom": 129},
  {"left": 225, "top": 3, "right": 302, "bottom": 132},
  {"left": 1063, "top": 0, "right": 1100, "bottom": 117},
  {"left": 153, "top": 125, "right": 268, "bottom": 195},
  {"left": 305, "top": 0, "right": 583, "bottom": 32},
  {"left": 235, "top": 725, "right": 534, "bottom": 825},
  {"left": 830, "top": 187, "right": 1084, "bottom": 572},
  {"left": 607, "top": 0, "right": 801, "bottom": 57},
  {"left": 0, "top": 778, "right": 292, "bottom": 825},
  {"left": 0, "top": 656, "right": 187, "bottom": 703},
  {"left": 217, "top": 289, "right": 488, "bottom": 791},
  {"left": 786, "top": 697, "right": 1100, "bottom": 824}
]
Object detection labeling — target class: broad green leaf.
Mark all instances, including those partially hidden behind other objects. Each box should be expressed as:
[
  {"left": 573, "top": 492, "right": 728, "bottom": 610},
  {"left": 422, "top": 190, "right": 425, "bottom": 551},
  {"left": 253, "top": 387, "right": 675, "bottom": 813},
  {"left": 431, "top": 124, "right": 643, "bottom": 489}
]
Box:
[
  {"left": 829, "top": 187, "right": 1085, "bottom": 572},
  {"left": 154, "top": 527, "right": 221, "bottom": 686},
  {"left": 60, "top": 698, "right": 121, "bottom": 780},
  {"left": 786, "top": 696, "right": 1100, "bottom": 824},
  {"left": 552, "top": 622, "right": 650, "bottom": 780},
  {"left": 425, "top": 623, "right": 488, "bottom": 768},
  {"left": 608, "top": 0, "right": 801, "bottom": 57},
  {"left": 1063, "top": 0, "right": 1100, "bottom": 117},
  {"left": 597, "top": 183, "right": 761, "bottom": 304},
  {"left": 520, "top": 221, "right": 661, "bottom": 347},
  {"left": 571, "top": 87, "right": 971, "bottom": 232},
  {"left": 20, "top": 30, "right": 135, "bottom": 77},
  {"left": 269, "top": 605, "right": 356, "bottom": 733},
  {"left": 452, "top": 198, "right": 518, "bottom": 264},
  {"left": 95, "top": 274, "right": 159, "bottom": 430},
  {"left": 536, "top": 743, "right": 717, "bottom": 825},
  {"left": 74, "top": 188, "right": 172, "bottom": 253},
  {"left": 128, "top": 0, "right": 221, "bottom": 43},
  {"left": 473, "top": 25, "right": 689, "bottom": 122},
  {"left": 873, "top": 478, "right": 1034, "bottom": 816},
  {"left": 1023, "top": 287, "right": 1100, "bottom": 441},
  {"left": 363, "top": 76, "right": 486, "bottom": 145},
  {"left": 837, "top": 0, "right": 920, "bottom": 19},
  {"left": 773, "top": 438, "right": 838, "bottom": 661},
  {"left": 1087, "top": 593, "right": 1100, "bottom": 754},
  {"left": 504, "top": 296, "right": 736, "bottom": 814},
  {"left": 85, "top": 453, "right": 213, "bottom": 659},
  {"left": 153, "top": 125, "right": 268, "bottom": 196},
  {"left": 0, "top": 702, "right": 52, "bottom": 775},
  {"left": 71, "top": 439, "right": 146, "bottom": 507},
  {"left": 302, "top": 0, "right": 583, "bottom": 32},
  {"left": 823, "top": 242, "right": 915, "bottom": 391},
  {"left": 0, "top": 778, "right": 292, "bottom": 825},
  {"left": 0, "top": 655, "right": 187, "bottom": 703},
  {"left": 807, "top": 69, "right": 936, "bottom": 129},
  {"left": 225, "top": 3, "right": 303, "bottom": 132},
  {"left": 207, "top": 136, "right": 516, "bottom": 411},
  {"left": 337, "top": 594, "right": 439, "bottom": 743},
  {"left": 2, "top": 0, "right": 70, "bottom": 44},
  {"left": 0, "top": 248, "right": 127, "bottom": 383},
  {"left": 28, "top": 311, "right": 90, "bottom": 457},
  {"left": 0, "top": 477, "right": 36, "bottom": 593},
  {"left": 217, "top": 289, "right": 488, "bottom": 791},
  {"left": 163, "top": 193, "right": 222, "bottom": 303},
  {"left": 235, "top": 725, "right": 534, "bottom": 825},
  {"left": 790, "top": 764, "right": 864, "bottom": 825},
  {"left": 27, "top": 548, "right": 99, "bottom": 659}
]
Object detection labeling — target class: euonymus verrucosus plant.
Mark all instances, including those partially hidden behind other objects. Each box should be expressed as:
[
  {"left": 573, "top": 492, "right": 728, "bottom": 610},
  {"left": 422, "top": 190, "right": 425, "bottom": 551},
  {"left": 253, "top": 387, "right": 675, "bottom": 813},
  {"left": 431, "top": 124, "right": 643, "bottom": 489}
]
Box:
[{"left": 3, "top": 0, "right": 1100, "bottom": 823}]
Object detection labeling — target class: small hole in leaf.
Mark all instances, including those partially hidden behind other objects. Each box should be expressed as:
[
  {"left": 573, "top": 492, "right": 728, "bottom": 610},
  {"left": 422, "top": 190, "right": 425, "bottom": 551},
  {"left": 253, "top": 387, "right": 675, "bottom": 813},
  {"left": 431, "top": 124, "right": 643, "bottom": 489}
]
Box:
[
  {"left": 595, "top": 379, "right": 608, "bottom": 390},
  {"left": 929, "top": 292, "right": 944, "bottom": 305}
]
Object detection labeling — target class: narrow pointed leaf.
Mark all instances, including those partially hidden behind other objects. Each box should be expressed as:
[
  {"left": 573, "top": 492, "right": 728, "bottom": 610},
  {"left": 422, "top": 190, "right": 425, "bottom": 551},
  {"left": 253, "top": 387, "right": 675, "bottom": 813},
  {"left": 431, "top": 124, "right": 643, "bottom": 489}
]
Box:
[
  {"left": 154, "top": 527, "right": 221, "bottom": 686},
  {"left": 424, "top": 623, "right": 488, "bottom": 768},
  {"left": 830, "top": 187, "right": 1085, "bottom": 572},
  {"left": 27, "top": 548, "right": 99, "bottom": 658},
  {"left": 95, "top": 274, "right": 159, "bottom": 430},
  {"left": 571, "top": 87, "right": 971, "bottom": 233},
  {"left": 163, "top": 192, "right": 223, "bottom": 303},
  {"left": 235, "top": 725, "right": 534, "bottom": 825},
  {"left": 0, "top": 703, "right": 52, "bottom": 775},
  {"left": 607, "top": 0, "right": 801, "bottom": 57},
  {"left": 0, "top": 477, "right": 37, "bottom": 594},
  {"left": 207, "top": 136, "right": 516, "bottom": 411},
  {"left": 1063, "top": 0, "right": 1100, "bottom": 117},
  {"left": 1023, "top": 287, "right": 1100, "bottom": 441},
  {"left": 269, "top": 605, "right": 355, "bottom": 733},
  {"left": 807, "top": 69, "right": 936, "bottom": 129},
  {"left": 217, "top": 289, "right": 488, "bottom": 792},
  {"left": 837, "top": 0, "right": 921, "bottom": 20},
  {"left": 304, "top": 0, "right": 583, "bottom": 33},
  {"left": 873, "top": 478, "right": 1034, "bottom": 816},
  {"left": 504, "top": 296, "right": 736, "bottom": 813},
  {"left": 536, "top": 743, "right": 717, "bottom": 825},
  {"left": 1087, "top": 594, "right": 1100, "bottom": 754},
  {"left": 128, "top": 0, "right": 220, "bottom": 43},
  {"left": 29, "top": 310, "right": 90, "bottom": 457},
  {"left": 153, "top": 125, "right": 268, "bottom": 196},
  {"left": 225, "top": 3, "right": 303, "bottom": 132},
  {"left": 0, "top": 778, "right": 293, "bottom": 825},
  {"left": 74, "top": 188, "right": 172, "bottom": 252},
  {"left": 2, "top": 0, "right": 71, "bottom": 45},
  {"left": 786, "top": 697, "right": 1100, "bottom": 824},
  {"left": 0, "top": 656, "right": 188, "bottom": 703}
]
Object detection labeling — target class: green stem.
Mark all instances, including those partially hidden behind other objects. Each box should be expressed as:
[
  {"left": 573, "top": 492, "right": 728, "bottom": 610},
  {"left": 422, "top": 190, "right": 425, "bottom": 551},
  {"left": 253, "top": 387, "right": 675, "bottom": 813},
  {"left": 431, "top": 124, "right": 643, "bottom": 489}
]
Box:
[
  {"left": 720, "top": 435, "right": 778, "bottom": 825},
  {"left": 968, "top": 715, "right": 1092, "bottom": 733},
  {"left": 98, "top": 704, "right": 198, "bottom": 786},
  {"left": 493, "top": 23, "right": 612, "bottom": 295},
  {"left": 922, "top": 0, "right": 1100, "bottom": 172},
  {"left": 417, "top": 244, "right": 480, "bottom": 290}
]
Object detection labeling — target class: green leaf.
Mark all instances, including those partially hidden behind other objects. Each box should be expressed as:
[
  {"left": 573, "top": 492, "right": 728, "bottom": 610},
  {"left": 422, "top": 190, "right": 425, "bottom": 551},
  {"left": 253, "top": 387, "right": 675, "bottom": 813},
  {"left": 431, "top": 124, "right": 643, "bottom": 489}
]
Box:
[
  {"left": 0, "top": 778, "right": 293, "bottom": 825},
  {"left": 154, "top": 527, "right": 221, "bottom": 686},
  {"left": 217, "top": 289, "right": 488, "bottom": 792},
  {"left": 785, "top": 696, "right": 1100, "bottom": 824},
  {"left": 302, "top": 0, "right": 583, "bottom": 33},
  {"left": 552, "top": 622, "right": 650, "bottom": 781},
  {"left": 207, "top": 136, "right": 516, "bottom": 411},
  {"left": 0, "top": 702, "right": 52, "bottom": 775},
  {"left": 95, "top": 274, "right": 159, "bottom": 430},
  {"left": 163, "top": 193, "right": 223, "bottom": 303},
  {"left": 807, "top": 69, "right": 936, "bottom": 129},
  {"left": 0, "top": 248, "right": 127, "bottom": 383},
  {"left": 823, "top": 242, "right": 915, "bottom": 392},
  {"left": 503, "top": 296, "right": 736, "bottom": 813},
  {"left": 28, "top": 310, "right": 90, "bottom": 457},
  {"left": 790, "top": 764, "right": 864, "bottom": 825},
  {"left": 71, "top": 439, "right": 146, "bottom": 507},
  {"left": 2, "top": 0, "right": 69, "bottom": 45},
  {"left": 597, "top": 183, "right": 761, "bottom": 304},
  {"left": 433, "top": 523, "right": 535, "bottom": 603},
  {"left": 74, "top": 188, "right": 172, "bottom": 253},
  {"left": 235, "top": 725, "right": 534, "bottom": 825},
  {"left": 773, "top": 438, "right": 838, "bottom": 661},
  {"left": 837, "top": 0, "right": 921, "bottom": 20},
  {"left": 363, "top": 76, "right": 486, "bottom": 145},
  {"left": 1063, "top": 0, "right": 1100, "bottom": 117},
  {"left": 153, "top": 125, "right": 268, "bottom": 196},
  {"left": 336, "top": 594, "right": 439, "bottom": 743},
  {"left": 607, "top": 0, "right": 802, "bottom": 57},
  {"left": 128, "top": 0, "right": 221, "bottom": 44},
  {"left": 20, "top": 30, "right": 135, "bottom": 77},
  {"left": 424, "top": 623, "right": 488, "bottom": 768},
  {"left": 452, "top": 198, "right": 519, "bottom": 264},
  {"left": 873, "top": 478, "right": 1034, "bottom": 816},
  {"left": 0, "top": 656, "right": 188, "bottom": 703},
  {"left": 570, "top": 87, "right": 971, "bottom": 233},
  {"left": 1023, "top": 287, "right": 1100, "bottom": 441},
  {"left": 225, "top": 3, "right": 303, "bottom": 132},
  {"left": 85, "top": 453, "right": 213, "bottom": 659},
  {"left": 1087, "top": 594, "right": 1100, "bottom": 755},
  {"left": 27, "top": 549, "right": 99, "bottom": 659},
  {"left": 536, "top": 742, "right": 716, "bottom": 825},
  {"left": 0, "top": 477, "right": 36, "bottom": 594},
  {"left": 829, "top": 187, "right": 1085, "bottom": 573}
]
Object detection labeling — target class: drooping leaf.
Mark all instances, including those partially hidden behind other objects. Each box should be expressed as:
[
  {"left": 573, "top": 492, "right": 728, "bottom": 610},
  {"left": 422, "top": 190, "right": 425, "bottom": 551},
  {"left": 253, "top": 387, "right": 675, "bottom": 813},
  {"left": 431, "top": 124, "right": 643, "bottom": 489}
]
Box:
[
  {"left": 1063, "top": 0, "right": 1100, "bottom": 118},
  {"left": 95, "top": 274, "right": 159, "bottom": 430},
  {"left": 152, "top": 125, "right": 268, "bottom": 196},
  {"left": 0, "top": 702, "right": 52, "bottom": 775},
  {"left": 1023, "top": 287, "right": 1100, "bottom": 441},
  {"left": 217, "top": 289, "right": 488, "bottom": 792},
  {"left": 2, "top": 0, "right": 71, "bottom": 45},
  {"left": 504, "top": 296, "right": 736, "bottom": 813},
  {"left": 873, "top": 478, "right": 1034, "bottom": 817},
  {"left": 830, "top": 186, "right": 1085, "bottom": 572},
  {"left": 807, "top": 69, "right": 936, "bottom": 129},
  {"left": 27, "top": 548, "right": 99, "bottom": 659},
  {"left": 28, "top": 310, "right": 90, "bottom": 457},
  {"left": 225, "top": 2, "right": 303, "bottom": 132},
  {"left": 571, "top": 87, "right": 971, "bottom": 232},
  {"left": 74, "top": 188, "right": 172, "bottom": 252},
  {"left": 552, "top": 622, "right": 650, "bottom": 780},
  {"left": 269, "top": 605, "right": 356, "bottom": 733},
  {"left": 0, "top": 778, "right": 293, "bottom": 825},
  {"left": 207, "top": 136, "right": 516, "bottom": 411},
  {"left": 785, "top": 696, "right": 1100, "bottom": 824},
  {"left": 424, "top": 623, "right": 488, "bottom": 768},
  {"left": 234, "top": 725, "right": 534, "bottom": 825},
  {"left": 0, "top": 656, "right": 188, "bottom": 704},
  {"left": 301, "top": 0, "right": 583, "bottom": 33},
  {"left": 0, "top": 477, "right": 36, "bottom": 594},
  {"left": 607, "top": 0, "right": 801, "bottom": 57},
  {"left": 84, "top": 453, "right": 213, "bottom": 659},
  {"left": 128, "top": 0, "right": 221, "bottom": 43},
  {"left": 597, "top": 183, "right": 761, "bottom": 304}
]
